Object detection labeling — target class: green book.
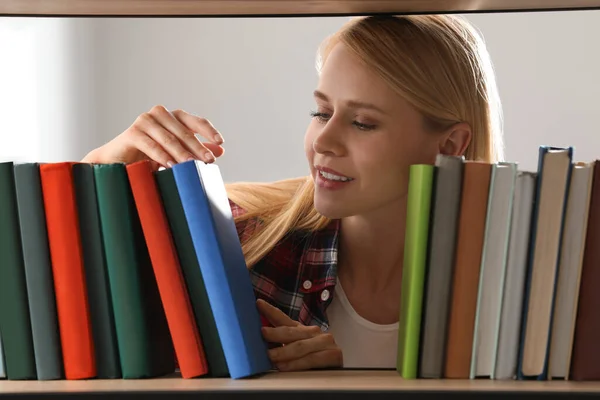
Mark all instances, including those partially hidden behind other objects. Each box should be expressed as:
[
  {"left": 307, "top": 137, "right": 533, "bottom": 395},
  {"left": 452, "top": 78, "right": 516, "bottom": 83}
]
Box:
[
  {"left": 0, "top": 162, "right": 37, "bottom": 380},
  {"left": 93, "top": 163, "right": 175, "bottom": 379},
  {"left": 155, "top": 168, "right": 229, "bottom": 377},
  {"left": 396, "top": 164, "right": 434, "bottom": 379},
  {"left": 72, "top": 163, "right": 122, "bottom": 379}
]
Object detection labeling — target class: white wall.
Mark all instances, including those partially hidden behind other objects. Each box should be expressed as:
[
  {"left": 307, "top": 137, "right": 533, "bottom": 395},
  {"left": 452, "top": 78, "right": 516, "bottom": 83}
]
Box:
[
  {"left": 467, "top": 10, "right": 600, "bottom": 171},
  {"left": 2, "top": 10, "right": 600, "bottom": 179}
]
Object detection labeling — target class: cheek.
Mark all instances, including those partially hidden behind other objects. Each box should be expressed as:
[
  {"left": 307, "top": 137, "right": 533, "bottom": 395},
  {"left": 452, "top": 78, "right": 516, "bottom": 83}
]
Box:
[{"left": 304, "top": 127, "right": 317, "bottom": 165}]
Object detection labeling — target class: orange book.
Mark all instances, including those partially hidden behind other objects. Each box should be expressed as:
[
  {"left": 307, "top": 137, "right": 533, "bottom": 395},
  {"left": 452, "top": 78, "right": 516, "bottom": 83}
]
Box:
[
  {"left": 126, "top": 160, "right": 209, "bottom": 378},
  {"left": 444, "top": 161, "right": 492, "bottom": 379},
  {"left": 39, "top": 162, "right": 96, "bottom": 379}
]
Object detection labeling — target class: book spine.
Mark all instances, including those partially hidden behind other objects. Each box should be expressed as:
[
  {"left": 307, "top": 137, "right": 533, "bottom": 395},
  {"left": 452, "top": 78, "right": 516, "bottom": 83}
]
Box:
[
  {"left": 172, "top": 160, "right": 271, "bottom": 379},
  {"left": 39, "top": 162, "right": 96, "bottom": 380},
  {"left": 14, "top": 163, "right": 63, "bottom": 380},
  {"left": 127, "top": 160, "right": 208, "bottom": 379}
]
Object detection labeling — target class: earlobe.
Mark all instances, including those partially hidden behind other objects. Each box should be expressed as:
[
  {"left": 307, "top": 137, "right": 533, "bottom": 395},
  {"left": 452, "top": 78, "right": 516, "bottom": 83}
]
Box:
[{"left": 439, "top": 122, "right": 472, "bottom": 157}]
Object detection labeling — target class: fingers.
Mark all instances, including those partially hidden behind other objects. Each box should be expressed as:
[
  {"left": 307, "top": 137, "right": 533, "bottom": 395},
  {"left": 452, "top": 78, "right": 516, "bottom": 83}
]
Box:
[
  {"left": 143, "top": 106, "right": 218, "bottom": 164},
  {"left": 136, "top": 113, "right": 196, "bottom": 164},
  {"left": 127, "top": 127, "right": 176, "bottom": 168},
  {"left": 203, "top": 142, "right": 225, "bottom": 158},
  {"left": 256, "top": 299, "right": 299, "bottom": 328},
  {"left": 124, "top": 105, "right": 226, "bottom": 167},
  {"left": 173, "top": 108, "right": 224, "bottom": 145},
  {"left": 151, "top": 106, "right": 219, "bottom": 163},
  {"left": 276, "top": 348, "right": 343, "bottom": 372},
  {"left": 261, "top": 324, "right": 321, "bottom": 345},
  {"left": 268, "top": 331, "right": 337, "bottom": 363}
]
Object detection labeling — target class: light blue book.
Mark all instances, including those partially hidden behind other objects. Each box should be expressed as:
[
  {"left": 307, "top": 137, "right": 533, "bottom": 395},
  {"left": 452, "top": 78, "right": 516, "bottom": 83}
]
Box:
[
  {"left": 172, "top": 160, "right": 272, "bottom": 379},
  {"left": 0, "top": 334, "right": 5, "bottom": 378},
  {"left": 470, "top": 162, "right": 517, "bottom": 379}
]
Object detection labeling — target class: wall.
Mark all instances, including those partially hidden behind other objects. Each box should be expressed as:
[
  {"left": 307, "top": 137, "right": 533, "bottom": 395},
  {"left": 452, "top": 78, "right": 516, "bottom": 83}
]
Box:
[{"left": 2, "top": 10, "right": 600, "bottom": 179}]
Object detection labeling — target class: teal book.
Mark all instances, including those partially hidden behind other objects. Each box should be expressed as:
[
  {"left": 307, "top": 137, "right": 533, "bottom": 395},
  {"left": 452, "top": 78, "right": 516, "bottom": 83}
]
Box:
[
  {"left": 93, "top": 163, "right": 175, "bottom": 379},
  {"left": 72, "top": 163, "right": 122, "bottom": 379},
  {"left": 0, "top": 162, "right": 37, "bottom": 380}
]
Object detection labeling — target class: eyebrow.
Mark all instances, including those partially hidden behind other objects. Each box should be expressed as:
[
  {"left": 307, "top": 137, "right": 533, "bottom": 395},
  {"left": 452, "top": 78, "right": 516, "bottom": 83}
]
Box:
[{"left": 313, "top": 90, "right": 387, "bottom": 115}]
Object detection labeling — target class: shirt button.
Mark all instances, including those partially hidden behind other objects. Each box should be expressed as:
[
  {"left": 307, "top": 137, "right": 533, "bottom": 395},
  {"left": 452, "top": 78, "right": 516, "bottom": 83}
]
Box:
[
  {"left": 303, "top": 280, "right": 312, "bottom": 290},
  {"left": 321, "top": 289, "right": 330, "bottom": 301}
]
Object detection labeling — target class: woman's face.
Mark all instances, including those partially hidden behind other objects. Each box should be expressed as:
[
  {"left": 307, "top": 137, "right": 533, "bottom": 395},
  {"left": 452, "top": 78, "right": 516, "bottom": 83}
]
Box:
[{"left": 304, "top": 42, "right": 445, "bottom": 220}]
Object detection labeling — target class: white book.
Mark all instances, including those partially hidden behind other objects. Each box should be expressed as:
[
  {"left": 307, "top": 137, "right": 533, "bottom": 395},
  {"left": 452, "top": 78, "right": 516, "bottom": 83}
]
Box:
[
  {"left": 493, "top": 171, "right": 537, "bottom": 379},
  {"left": 471, "top": 162, "right": 517, "bottom": 378},
  {"left": 548, "top": 162, "right": 594, "bottom": 379}
]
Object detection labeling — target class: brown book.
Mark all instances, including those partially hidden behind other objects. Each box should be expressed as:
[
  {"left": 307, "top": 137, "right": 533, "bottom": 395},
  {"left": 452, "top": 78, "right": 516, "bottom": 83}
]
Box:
[
  {"left": 570, "top": 160, "right": 600, "bottom": 381},
  {"left": 444, "top": 161, "right": 492, "bottom": 379}
]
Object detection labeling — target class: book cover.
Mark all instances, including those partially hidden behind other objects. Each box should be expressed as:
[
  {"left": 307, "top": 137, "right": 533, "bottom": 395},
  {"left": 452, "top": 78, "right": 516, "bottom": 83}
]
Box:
[
  {"left": 396, "top": 164, "right": 434, "bottom": 379},
  {"left": 172, "top": 160, "right": 272, "bottom": 379}
]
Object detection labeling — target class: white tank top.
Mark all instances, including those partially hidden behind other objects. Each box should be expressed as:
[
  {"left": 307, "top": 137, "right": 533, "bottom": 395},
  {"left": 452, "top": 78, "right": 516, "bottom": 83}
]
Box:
[{"left": 327, "top": 281, "right": 399, "bottom": 369}]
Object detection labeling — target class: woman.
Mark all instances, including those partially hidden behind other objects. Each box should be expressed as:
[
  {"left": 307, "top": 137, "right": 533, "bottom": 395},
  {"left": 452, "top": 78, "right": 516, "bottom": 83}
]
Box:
[{"left": 83, "top": 15, "right": 504, "bottom": 372}]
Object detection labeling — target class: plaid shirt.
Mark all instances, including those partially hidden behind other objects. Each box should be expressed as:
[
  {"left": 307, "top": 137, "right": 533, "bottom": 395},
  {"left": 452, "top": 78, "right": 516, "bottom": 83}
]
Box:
[{"left": 230, "top": 200, "right": 340, "bottom": 331}]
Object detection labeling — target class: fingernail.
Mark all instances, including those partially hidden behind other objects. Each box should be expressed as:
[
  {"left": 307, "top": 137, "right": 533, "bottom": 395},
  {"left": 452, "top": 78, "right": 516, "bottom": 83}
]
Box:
[
  {"left": 214, "top": 133, "right": 224, "bottom": 144},
  {"left": 205, "top": 152, "right": 215, "bottom": 162},
  {"left": 167, "top": 161, "right": 175, "bottom": 168}
]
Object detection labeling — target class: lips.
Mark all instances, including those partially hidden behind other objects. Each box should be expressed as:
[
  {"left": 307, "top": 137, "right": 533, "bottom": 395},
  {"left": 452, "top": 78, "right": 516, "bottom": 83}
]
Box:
[{"left": 314, "top": 165, "right": 354, "bottom": 181}]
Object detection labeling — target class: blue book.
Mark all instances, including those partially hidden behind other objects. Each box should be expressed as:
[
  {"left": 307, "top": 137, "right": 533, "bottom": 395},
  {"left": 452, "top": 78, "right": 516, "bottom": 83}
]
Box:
[
  {"left": 172, "top": 160, "right": 272, "bottom": 379},
  {"left": 517, "top": 146, "right": 573, "bottom": 380}
]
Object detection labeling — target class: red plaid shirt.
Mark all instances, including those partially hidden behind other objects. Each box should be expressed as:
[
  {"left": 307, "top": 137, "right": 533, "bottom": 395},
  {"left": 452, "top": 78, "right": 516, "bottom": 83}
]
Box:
[{"left": 230, "top": 200, "right": 340, "bottom": 331}]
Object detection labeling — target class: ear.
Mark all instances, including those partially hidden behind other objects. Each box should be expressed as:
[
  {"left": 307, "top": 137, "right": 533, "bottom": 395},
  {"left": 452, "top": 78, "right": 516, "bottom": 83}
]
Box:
[{"left": 438, "top": 122, "right": 472, "bottom": 157}]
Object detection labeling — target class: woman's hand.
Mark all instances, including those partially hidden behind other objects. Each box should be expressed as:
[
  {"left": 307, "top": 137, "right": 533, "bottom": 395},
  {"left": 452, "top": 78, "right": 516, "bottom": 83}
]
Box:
[
  {"left": 256, "top": 299, "right": 343, "bottom": 372},
  {"left": 82, "top": 105, "right": 225, "bottom": 168}
]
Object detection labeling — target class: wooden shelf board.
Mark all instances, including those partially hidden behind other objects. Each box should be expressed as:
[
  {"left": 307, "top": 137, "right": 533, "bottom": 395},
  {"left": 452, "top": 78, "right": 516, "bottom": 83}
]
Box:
[
  {"left": 1, "top": 0, "right": 600, "bottom": 17},
  {"left": 1, "top": 370, "right": 600, "bottom": 394}
]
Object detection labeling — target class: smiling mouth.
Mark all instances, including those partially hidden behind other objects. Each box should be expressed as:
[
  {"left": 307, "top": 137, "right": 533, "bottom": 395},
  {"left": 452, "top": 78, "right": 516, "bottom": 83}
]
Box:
[{"left": 318, "top": 170, "right": 354, "bottom": 182}]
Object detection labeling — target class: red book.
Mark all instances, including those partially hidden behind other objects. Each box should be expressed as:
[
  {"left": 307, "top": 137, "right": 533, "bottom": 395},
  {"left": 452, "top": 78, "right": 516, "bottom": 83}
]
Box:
[
  {"left": 39, "top": 162, "right": 96, "bottom": 379},
  {"left": 126, "top": 160, "right": 209, "bottom": 378}
]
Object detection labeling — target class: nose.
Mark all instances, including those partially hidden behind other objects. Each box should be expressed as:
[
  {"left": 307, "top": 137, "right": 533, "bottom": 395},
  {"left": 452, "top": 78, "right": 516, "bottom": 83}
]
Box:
[{"left": 312, "top": 117, "right": 346, "bottom": 157}]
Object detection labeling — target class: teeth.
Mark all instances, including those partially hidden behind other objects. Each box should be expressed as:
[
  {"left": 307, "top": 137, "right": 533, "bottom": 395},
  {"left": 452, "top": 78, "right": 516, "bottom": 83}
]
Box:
[{"left": 319, "top": 170, "right": 352, "bottom": 182}]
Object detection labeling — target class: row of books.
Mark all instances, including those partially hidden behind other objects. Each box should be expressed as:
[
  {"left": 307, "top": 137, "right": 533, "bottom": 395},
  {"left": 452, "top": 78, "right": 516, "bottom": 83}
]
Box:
[
  {"left": 397, "top": 146, "right": 600, "bottom": 381},
  {"left": 0, "top": 159, "right": 272, "bottom": 380}
]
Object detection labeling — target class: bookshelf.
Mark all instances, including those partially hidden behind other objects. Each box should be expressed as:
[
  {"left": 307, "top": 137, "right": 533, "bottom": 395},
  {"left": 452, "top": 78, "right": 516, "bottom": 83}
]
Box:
[
  {"left": 0, "top": 0, "right": 599, "bottom": 17},
  {"left": 1, "top": 1, "right": 600, "bottom": 399},
  {"left": 1, "top": 370, "right": 600, "bottom": 399}
]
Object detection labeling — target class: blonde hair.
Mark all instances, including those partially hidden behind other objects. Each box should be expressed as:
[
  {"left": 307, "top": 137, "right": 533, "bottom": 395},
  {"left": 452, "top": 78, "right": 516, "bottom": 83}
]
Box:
[{"left": 227, "top": 14, "right": 504, "bottom": 267}]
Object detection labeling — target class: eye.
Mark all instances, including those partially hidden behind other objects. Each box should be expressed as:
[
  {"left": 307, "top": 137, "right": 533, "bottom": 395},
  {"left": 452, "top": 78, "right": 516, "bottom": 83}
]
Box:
[
  {"left": 352, "top": 121, "right": 377, "bottom": 131},
  {"left": 310, "top": 110, "right": 331, "bottom": 124}
]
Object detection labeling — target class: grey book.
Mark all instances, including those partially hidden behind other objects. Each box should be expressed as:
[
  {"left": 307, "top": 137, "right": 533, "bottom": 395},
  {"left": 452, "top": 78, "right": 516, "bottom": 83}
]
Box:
[
  {"left": 493, "top": 171, "right": 537, "bottom": 379},
  {"left": 418, "top": 154, "right": 464, "bottom": 378},
  {"left": 14, "top": 163, "right": 63, "bottom": 380}
]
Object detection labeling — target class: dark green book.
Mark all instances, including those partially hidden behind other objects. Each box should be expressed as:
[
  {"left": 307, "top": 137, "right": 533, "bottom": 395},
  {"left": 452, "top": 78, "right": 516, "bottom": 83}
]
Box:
[
  {"left": 72, "top": 163, "right": 121, "bottom": 379},
  {"left": 0, "top": 162, "right": 37, "bottom": 380},
  {"left": 156, "top": 168, "right": 229, "bottom": 377},
  {"left": 13, "top": 163, "right": 63, "bottom": 380},
  {"left": 93, "top": 163, "right": 174, "bottom": 379}
]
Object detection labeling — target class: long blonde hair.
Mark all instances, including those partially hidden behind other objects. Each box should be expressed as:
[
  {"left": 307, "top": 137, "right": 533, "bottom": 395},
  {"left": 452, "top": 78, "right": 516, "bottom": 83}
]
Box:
[{"left": 227, "top": 14, "right": 504, "bottom": 267}]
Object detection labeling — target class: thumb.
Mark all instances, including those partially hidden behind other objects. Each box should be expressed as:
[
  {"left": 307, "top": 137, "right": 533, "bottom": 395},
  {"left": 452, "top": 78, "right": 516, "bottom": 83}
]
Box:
[{"left": 256, "top": 299, "right": 298, "bottom": 327}]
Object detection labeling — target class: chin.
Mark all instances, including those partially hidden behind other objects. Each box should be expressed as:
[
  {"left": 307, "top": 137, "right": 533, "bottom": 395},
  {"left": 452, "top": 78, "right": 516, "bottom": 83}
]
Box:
[{"left": 313, "top": 197, "right": 353, "bottom": 219}]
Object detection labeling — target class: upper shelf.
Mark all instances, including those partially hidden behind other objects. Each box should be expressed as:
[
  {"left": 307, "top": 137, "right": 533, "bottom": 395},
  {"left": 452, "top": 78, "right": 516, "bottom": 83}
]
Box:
[{"left": 1, "top": 0, "right": 600, "bottom": 17}]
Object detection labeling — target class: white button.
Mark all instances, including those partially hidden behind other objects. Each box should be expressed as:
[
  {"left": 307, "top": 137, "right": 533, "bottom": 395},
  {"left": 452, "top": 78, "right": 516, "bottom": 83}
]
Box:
[
  {"left": 321, "top": 289, "right": 330, "bottom": 301},
  {"left": 303, "top": 280, "right": 312, "bottom": 290}
]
